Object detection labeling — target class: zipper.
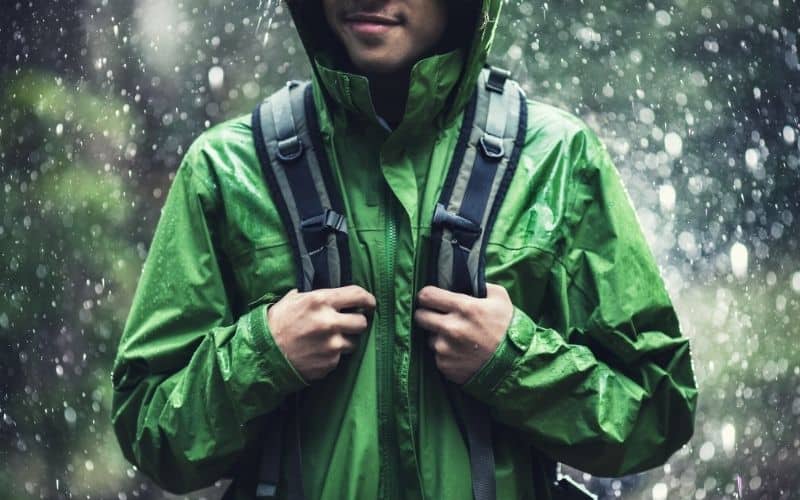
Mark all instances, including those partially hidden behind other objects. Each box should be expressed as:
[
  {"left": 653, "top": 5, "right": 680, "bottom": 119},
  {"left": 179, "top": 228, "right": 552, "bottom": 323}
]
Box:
[{"left": 378, "top": 186, "right": 399, "bottom": 498}]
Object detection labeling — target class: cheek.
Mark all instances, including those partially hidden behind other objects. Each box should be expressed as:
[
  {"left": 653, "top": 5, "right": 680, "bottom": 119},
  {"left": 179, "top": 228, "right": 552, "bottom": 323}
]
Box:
[
  {"left": 321, "top": 0, "right": 336, "bottom": 21},
  {"left": 321, "top": 0, "right": 341, "bottom": 39},
  {"left": 409, "top": 6, "right": 448, "bottom": 53}
]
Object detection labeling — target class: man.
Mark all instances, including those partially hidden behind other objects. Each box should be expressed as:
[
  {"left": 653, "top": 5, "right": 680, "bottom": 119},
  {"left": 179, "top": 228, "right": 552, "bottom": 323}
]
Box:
[{"left": 111, "top": 0, "right": 698, "bottom": 499}]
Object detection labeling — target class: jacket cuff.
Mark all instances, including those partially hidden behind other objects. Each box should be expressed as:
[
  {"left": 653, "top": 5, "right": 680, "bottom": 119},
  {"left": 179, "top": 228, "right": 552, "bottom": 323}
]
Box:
[
  {"left": 216, "top": 303, "right": 310, "bottom": 427},
  {"left": 461, "top": 305, "right": 531, "bottom": 402},
  {"left": 247, "top": 302, "right": 310, "bottom": 392}
]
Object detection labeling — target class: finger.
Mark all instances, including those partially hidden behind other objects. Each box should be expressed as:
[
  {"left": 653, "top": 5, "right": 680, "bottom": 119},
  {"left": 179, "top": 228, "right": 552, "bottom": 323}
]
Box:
[
  {"left": 414, "top": 307, "right": 452, "bottom": 337},
  {"left": 322, "top": 285, "right": 377, "bottom": 311},
  {"left": 426, "top": 333, "right": 451, "bottom": 355},
  {"left": 486, "top": 283, "right": 510, "bottom": 300},
  {"left": 332, "top": 311, "right": 370, "bottom": 335},
  {"left": 416, "top": 286, "right": 472, "bottom": 314},
  {"left": 330, "top": 333, "right": 357, "bottom": 354}
]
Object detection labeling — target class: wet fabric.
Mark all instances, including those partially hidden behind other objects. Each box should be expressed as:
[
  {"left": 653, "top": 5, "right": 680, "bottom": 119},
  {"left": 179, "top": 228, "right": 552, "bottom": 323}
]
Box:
[{"left": 110, "top": 0, "right": 698, "bottom": 498}]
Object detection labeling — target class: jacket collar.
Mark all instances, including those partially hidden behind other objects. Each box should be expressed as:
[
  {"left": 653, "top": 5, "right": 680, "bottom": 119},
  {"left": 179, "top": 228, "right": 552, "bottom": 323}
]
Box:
[{"left": 313, "top": 48, "right": 465, "bottom": 135}]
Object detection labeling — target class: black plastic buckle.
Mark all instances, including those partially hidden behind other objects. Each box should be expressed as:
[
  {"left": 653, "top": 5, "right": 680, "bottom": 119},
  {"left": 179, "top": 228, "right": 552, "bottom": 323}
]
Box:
[
  {"left": 479, "top": 133, "right": 505, "bottom": 160},
  {"left": 433, "top": 203, "right": 482, "bottom": 248},
  {"left": 277, "top": 135, "right": 304, "bottom": 162},
  {"left": 486, "top": 66, "right": 511, "bottom": 94},
  {"left": 300, "top": 208, "right": 347, "bottom": 234}
]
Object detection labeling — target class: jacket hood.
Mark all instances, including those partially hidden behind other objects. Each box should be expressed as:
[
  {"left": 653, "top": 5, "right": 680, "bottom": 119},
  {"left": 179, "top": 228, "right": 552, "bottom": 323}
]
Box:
[{"left": 286, "top": 0, "right": 503, "bottom": 129}]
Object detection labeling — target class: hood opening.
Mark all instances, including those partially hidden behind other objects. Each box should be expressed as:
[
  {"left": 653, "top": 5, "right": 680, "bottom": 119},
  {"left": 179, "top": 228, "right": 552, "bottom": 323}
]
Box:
[
  {"left": 286, "top": 0, "right": 482, "bottom": 73},
  {"left": 284, "top": 0, "right": 348, "bottom": 68},
  {"left": 440, "top": 0, "right": 481, "bottom": 53},
  {"left": 285, "top": 0, "right": 499, "bottom": 127}
]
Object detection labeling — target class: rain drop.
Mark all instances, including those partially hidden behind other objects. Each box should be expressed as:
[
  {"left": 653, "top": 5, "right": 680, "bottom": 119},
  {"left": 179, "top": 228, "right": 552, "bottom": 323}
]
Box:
[
  {"left": 783, "top": 126, "right": 796, "bottom": 145},
  {"left": 744, "top": 148, "right": 760, "bottom": 170},
  {"left": 64, "top": 407, "right": 77, "bottom": 424},
  {"left": 699, "top": 441, "right": 715, "bottom": 461},
  {"left": 730, "top": 242, "right": 749, "bottom": 279},
  {"left": 664, "top": 132, "right": 683, "bottom": 157},
  {"left": 659, "top": 184, "right": 676, "bottom": 212},
  {"left": 721, "top": 423, "right": 736, "bottom": 454},
  {"left": 652, "top": 482, "right": 668, "bottom": 500},
  {"left": 208, "top": 66, "right": 225, "bottom": 91}
]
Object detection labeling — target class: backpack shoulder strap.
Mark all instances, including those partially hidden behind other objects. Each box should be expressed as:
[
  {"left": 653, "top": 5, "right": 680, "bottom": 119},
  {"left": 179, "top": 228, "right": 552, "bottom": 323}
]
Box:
[
  {"left": 248, "top": 80, "right": 351, "bottom": 500},
  {"left": 252, "top": 80, "right": 351, "bottom": 293},
  {"left": 426, "top": 65, "right": 528, "bottom": 500},
  {"left": 430, "top": 65, "right": 528, "bottom": 298}
]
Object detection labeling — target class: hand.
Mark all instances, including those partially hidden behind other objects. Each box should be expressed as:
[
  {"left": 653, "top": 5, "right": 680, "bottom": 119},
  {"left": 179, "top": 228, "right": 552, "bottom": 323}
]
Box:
[
  {"left": 414, "top": 283, "right": 514, "bottom": 385},
  {"left": 267, "top": 285, "right": 376, "bottom": 382}
]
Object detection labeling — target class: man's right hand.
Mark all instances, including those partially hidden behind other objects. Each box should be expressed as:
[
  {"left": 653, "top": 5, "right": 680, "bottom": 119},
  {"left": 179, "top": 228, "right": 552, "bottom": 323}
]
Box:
[{"left": 267, "top": 285, "right": 377, "bottom": 382}]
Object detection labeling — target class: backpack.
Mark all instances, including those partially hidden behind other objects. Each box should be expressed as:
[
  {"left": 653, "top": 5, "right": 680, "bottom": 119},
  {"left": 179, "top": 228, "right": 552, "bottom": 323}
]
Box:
[{"left": 233, "top": 66, "right": 595, "bottom": 500}]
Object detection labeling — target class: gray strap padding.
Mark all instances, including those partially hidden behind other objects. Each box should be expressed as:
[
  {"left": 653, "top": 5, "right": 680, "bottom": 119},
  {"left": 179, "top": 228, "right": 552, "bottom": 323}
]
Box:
[
  {"left": 484, "top": 87, "right": 509, "bottom": 149},
  {"left": 272, "top": 84, "right": 298, "bottom": 149}
]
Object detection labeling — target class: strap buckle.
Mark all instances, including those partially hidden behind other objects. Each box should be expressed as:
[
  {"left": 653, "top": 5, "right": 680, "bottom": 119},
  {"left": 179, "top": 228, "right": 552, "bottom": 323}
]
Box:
[
  {"left": 433, "top": 203, "right": 482, "bottom": 248},
  {"left": 277, "top": 135, "right": 304, "bottom": 162},
  {"left": 300, "top": 208, "right": 348, "bottom": 234},
  {"left": 479, "top": 133, "right": 505, "bottom": 160},
  {"left": 485, "top": 66, "right": 511, "bottom": 94}
]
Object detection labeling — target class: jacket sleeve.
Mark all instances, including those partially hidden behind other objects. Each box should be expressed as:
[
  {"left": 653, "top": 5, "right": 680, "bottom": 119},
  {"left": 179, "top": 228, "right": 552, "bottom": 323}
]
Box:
[
  {"left": 461, "top": 126, "right": 698, "bottom": 477},
  {"left": 110, "top": 140, "right": 308, "bottom": 493}
]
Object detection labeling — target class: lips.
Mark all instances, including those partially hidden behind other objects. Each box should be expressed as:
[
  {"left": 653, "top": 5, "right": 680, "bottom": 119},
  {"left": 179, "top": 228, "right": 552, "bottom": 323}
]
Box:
[
  {"left": 343, "top": 12, "right": 403, "bottom": 37},
  {"left": 344, "top": 12, "right": 402, "bottom": 25}
]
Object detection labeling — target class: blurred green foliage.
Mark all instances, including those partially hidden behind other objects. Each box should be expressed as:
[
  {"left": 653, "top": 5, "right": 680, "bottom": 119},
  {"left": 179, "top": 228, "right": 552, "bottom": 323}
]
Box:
[{"left": 1, "top": 0, "right": 798, "bottom": 498}]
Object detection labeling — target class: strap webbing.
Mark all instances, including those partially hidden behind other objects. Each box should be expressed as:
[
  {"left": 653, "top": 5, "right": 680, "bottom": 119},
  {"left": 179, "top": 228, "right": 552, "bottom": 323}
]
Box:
[
  {"left": 285, "top": 394, "right": 305, "bottom": 500},
  {"left": 255, "top": 407, "right": 284, "bottom": 497},
  {"left": 428, "top": 66, "right": 528, "bottom": 500},
  {"left": 462, "top": 394, "right": 497, "bottom": 500}
]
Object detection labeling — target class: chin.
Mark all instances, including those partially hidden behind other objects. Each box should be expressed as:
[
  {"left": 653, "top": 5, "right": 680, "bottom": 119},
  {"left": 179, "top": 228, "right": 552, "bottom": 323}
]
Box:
[{"left": 350, "top": 51, "right": 414, "bottom": 76}]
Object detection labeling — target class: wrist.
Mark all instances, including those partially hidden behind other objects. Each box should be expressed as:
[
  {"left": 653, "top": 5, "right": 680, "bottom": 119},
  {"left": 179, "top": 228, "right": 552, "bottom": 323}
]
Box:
[
  {"left": 250, "top": 303, "right": 310, "bottom": 391},
  {"left": 461, "top": 306, "right": 529, "bottom": 401}
]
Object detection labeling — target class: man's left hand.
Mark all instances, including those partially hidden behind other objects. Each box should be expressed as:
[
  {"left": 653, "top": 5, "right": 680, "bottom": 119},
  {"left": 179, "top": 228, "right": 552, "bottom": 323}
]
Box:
[{"left": 414, "top": 283, "right": 514, "bottom": 385}]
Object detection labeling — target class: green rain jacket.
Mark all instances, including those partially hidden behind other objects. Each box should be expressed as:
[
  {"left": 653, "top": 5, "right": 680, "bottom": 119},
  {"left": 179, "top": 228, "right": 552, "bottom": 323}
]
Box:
[{"left": 111, "top": 1, "right": 698, "bottom": 498}]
